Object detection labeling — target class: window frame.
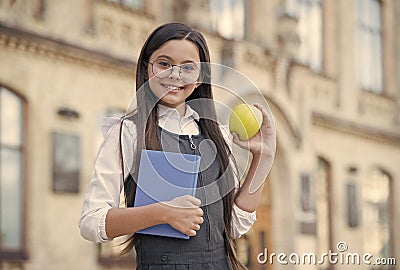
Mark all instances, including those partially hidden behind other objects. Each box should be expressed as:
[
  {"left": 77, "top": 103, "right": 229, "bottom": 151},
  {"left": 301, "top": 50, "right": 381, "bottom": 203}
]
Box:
[
  {"left": 285, "top": 0, "right": 323, "bottom": 72},
  {"left": 355, "top": 0, "right": 384, "bottom": 94},
  {"left": 0, "top": 85, "right": 28, "bottom": 261},
  {"left": 210, "top": 0, "right": 246, "bottom": 40},
  {"left": 315, "top": 157, "right": 334, "bottom": 261},
  {"left": 51, "top": 131, "right": 81, "bottom": 194}
]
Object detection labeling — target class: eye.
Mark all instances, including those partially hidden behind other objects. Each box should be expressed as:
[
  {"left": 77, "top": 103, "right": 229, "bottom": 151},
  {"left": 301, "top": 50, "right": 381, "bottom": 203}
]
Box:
[
  {"left": 181, "top": 63, "right": 197, "bottom": 72},
  {"left": 155, "top": 60, "right": 172, "bottom": 69}
]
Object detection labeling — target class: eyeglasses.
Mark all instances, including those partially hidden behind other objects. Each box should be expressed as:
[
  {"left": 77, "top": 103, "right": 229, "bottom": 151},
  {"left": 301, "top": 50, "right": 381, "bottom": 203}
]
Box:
[{"left": 147, "top": 59, "right": 200, "bottom": 84}]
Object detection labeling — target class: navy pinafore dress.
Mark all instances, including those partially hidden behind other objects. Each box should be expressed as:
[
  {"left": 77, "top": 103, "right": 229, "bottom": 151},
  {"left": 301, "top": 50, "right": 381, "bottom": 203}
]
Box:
[{"left": 134, "top": 125, "right": 233, "bottom": 270}]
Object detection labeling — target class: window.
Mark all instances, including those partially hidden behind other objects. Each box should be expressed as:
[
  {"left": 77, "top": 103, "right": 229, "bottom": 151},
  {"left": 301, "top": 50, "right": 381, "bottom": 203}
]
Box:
[
  {"left": 356, "top": 0, "right": 382, "bottom": 93},
  {"left": 0, "top": 86, "right": 25, "bottom": 258},
  {"left": 346, "top": 182, "right": 359, "bottom": 227},
  {"left": 285, "top": 0, "right": 322, "bottom": 71},
  {"left": 259, "top": 231, "right": 266, "bottom": 270},
  {"left": 107, "top": 0, "right": 144, "bottom": 10},
  {"left": 210, "top": 0, "right": 245, "bottom": 39},
  {"left": 52, "top": 132, "right": 80, "bottom": 193},
  {"left": 363, "top": 168, "right": 392, "bottom": 267},
  {"left": 301, "top": 173, "right": 313, "bottom": 212},
  {"left": 315, "top": 158, "right": 331, "bottom": 269}
]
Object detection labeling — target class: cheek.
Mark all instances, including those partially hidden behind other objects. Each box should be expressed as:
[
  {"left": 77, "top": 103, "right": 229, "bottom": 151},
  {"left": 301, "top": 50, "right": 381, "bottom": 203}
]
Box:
[
  {"left": 147, "top": 66, "right": 159, "bottom": 91},
  {"left": 148, "top": 77, "right": 160, "bottom": 97},
  {"left": 147, "top": 65, "right": 153, "bottom": 80}
]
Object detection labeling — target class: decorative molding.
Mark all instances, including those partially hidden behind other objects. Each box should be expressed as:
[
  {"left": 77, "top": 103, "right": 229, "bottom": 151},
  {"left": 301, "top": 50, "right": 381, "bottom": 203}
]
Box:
[
  {"left": 243, "top": 49, "right": 276, "bottom": 71},
  {"left": 359, "top": 90, "right": 397, "bottom": 121},
  {"left": 310, "top": 77, "right": 337, "bottom": 110},
  {"left": 313, "top": 112, "right": 400, "bottom": 146},
  {"left": 0, "top": 23, "right": 136, "bottom": 76},
  {"left": 266, "top": 96, "right": 302, "bottom": 149}
]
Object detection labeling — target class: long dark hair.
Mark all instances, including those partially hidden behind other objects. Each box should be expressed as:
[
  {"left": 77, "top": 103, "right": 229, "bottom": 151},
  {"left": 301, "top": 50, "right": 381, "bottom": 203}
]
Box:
[{"left": 120, "top": 22, "right": 246, "bottom": 270}]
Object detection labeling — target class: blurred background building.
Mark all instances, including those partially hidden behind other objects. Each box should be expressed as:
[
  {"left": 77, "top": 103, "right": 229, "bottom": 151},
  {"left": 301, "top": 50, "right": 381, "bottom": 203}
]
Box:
[{"left": 0, "top": 0, "right": 399, "bottom": 269}]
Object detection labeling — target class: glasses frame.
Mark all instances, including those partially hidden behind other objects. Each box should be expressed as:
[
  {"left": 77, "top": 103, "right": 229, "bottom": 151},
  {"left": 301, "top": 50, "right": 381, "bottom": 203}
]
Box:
[{"left": 147, "top": 60, "right": 201, "bottom": 84}]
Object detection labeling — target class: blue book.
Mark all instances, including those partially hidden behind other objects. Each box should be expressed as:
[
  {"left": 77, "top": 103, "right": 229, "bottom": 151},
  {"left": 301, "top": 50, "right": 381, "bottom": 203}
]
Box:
[{"left": 133, "top": 149, "right": 201, "bottom": 239}]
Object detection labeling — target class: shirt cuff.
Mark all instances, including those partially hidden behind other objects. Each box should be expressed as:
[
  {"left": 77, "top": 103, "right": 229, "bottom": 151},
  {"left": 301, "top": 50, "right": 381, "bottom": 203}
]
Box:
[
  {"left": 99, "top": 208, "right": 113, "bottom": 243},
  {"left": 231, "top": 203, "right": 257, "bottom": 239}
]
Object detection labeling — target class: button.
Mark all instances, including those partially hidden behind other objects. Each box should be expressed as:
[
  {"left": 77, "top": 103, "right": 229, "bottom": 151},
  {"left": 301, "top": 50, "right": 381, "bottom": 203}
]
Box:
[{"left": 161, "top": 255, "right": 169, "bottom": 261}]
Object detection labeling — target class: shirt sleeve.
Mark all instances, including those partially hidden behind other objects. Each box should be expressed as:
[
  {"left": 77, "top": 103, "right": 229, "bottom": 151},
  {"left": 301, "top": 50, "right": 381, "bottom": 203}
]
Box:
[
  {"left": 79, "top": 117, "right": 137, "bottom": 243},
  {"left": 219, "top": 125, "right": 257, "bottom": 239}
]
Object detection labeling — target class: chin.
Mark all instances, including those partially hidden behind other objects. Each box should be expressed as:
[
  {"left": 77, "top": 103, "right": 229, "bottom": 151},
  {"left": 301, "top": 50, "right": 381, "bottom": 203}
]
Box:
[
  {"left": 158, "top": 90, "right": 193, "bottom": 104},
  {"left": 159, "top": 97, "right": 185, "bottom": 108}
]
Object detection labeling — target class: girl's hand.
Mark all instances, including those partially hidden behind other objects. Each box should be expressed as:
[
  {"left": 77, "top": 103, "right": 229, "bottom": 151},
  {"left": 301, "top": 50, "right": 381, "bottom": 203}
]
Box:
[
  {"left": 232, "top": 103, "right": 276, "bottom": 158},
  {"left": 161, "top": 195, "right": 204, "bottom": 237}
]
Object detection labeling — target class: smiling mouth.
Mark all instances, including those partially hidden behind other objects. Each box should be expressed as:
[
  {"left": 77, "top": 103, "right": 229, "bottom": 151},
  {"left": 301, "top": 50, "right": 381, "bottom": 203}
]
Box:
[{"left": 161, "top": 84, "right": 185, "bottom": 92}]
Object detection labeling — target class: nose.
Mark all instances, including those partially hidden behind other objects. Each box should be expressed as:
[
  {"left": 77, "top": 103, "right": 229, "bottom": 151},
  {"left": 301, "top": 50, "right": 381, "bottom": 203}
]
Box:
[{"left": 169, "top": 65, "right": 180, "bottom": 80}]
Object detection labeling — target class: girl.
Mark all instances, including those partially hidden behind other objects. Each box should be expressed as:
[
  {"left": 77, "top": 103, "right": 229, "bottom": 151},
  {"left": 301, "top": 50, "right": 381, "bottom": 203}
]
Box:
[{"left": 79, "top": 22, "right": 276, "bottom": 270}]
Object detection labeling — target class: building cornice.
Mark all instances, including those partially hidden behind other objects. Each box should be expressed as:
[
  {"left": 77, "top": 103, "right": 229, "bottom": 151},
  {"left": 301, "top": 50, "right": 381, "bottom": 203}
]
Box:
[
  {"left": 0, "top": 22, "right": 136, "bottom": 76},
  {"left": 312, "top": 112, "right": 400, "bottom": 146}
]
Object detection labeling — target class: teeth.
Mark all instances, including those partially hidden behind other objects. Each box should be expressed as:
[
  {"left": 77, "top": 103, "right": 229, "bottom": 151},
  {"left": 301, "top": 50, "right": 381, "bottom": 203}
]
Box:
[{"left": 164, "top": 84, "right": 182, "bottom": 90}]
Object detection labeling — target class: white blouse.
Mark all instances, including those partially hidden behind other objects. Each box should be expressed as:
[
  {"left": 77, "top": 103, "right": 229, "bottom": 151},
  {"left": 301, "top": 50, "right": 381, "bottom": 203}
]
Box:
[{"left": 79, "top": 104, "right": 256, "bottom": 243}]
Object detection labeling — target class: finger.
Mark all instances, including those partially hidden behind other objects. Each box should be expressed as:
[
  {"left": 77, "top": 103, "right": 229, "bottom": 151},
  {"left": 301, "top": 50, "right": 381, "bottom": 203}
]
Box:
[
  {"left": 193, "top": 224, "right": 201, "bottom": 231},
  {"left": 188, "top": 230, "right": 197, "bottom": 237},
  {"left": 184, "top": 195, "right": 201, "bottom": 207},
  {"left": 197, "top": 216, "right": 204, "bottom": 224},
  {"left": 196, "top": 208, "right": 204, "bottom": 217}
]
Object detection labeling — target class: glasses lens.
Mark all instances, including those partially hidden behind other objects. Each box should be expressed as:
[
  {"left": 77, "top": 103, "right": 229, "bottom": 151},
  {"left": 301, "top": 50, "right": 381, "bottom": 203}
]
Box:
[
  {"left": 151, "top": 60, "right": 200, "bottom": 83},
  {"left": 180, "top": 63, "right": 200, "bottom": 84},
  {"left": 152, "top": 60, "right": 172, "bottom": 78}
]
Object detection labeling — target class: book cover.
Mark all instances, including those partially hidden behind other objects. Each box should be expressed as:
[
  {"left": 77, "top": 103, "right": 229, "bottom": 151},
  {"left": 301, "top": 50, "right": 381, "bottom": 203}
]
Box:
[{"left": 134, "top": 149, "right": 201, "bottom": 239}]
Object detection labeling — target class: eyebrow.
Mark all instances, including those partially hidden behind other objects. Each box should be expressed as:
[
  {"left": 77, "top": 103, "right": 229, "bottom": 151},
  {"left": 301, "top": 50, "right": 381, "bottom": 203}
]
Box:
[{"left": 154, "top": 54, "right": 198, "bottom": 64}]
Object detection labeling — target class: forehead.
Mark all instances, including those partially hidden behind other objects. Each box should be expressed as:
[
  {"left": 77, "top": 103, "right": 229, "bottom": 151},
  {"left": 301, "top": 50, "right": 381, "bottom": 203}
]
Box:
[{"left": 150, "top": 39, "right": 200, "bottom": 63}]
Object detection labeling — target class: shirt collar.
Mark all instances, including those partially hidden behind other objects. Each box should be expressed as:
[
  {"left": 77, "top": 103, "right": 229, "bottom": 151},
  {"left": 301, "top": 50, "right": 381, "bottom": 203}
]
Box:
[{"left": 157, "top": 103, "right": 200, "bottom": 121}]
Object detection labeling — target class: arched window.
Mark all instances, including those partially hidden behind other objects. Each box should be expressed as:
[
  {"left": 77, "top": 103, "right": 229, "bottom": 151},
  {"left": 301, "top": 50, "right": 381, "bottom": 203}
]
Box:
[
  {"left": 363, "top": 168, "right": 392, "bottom": 265},
  {"left": 0, "top": 86, "right": 26, "bottom": 259}
]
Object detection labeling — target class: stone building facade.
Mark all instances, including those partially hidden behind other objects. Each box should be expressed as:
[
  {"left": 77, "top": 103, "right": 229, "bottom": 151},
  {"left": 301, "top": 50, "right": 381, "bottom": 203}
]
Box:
[{"left": 0, "top": 0, "right": 399, "bottom": 269}]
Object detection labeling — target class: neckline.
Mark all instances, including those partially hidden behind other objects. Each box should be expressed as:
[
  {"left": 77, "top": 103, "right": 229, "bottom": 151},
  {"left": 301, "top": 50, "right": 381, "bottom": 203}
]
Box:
[{"left": 157, "top": 125, "right": 201, "bottom": 138}]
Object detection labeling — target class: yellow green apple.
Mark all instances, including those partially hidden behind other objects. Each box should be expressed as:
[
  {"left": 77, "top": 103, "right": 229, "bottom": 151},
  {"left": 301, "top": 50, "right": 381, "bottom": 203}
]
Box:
[{"left": 229, "top": 104, "right": 263, "bottom": 140}]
